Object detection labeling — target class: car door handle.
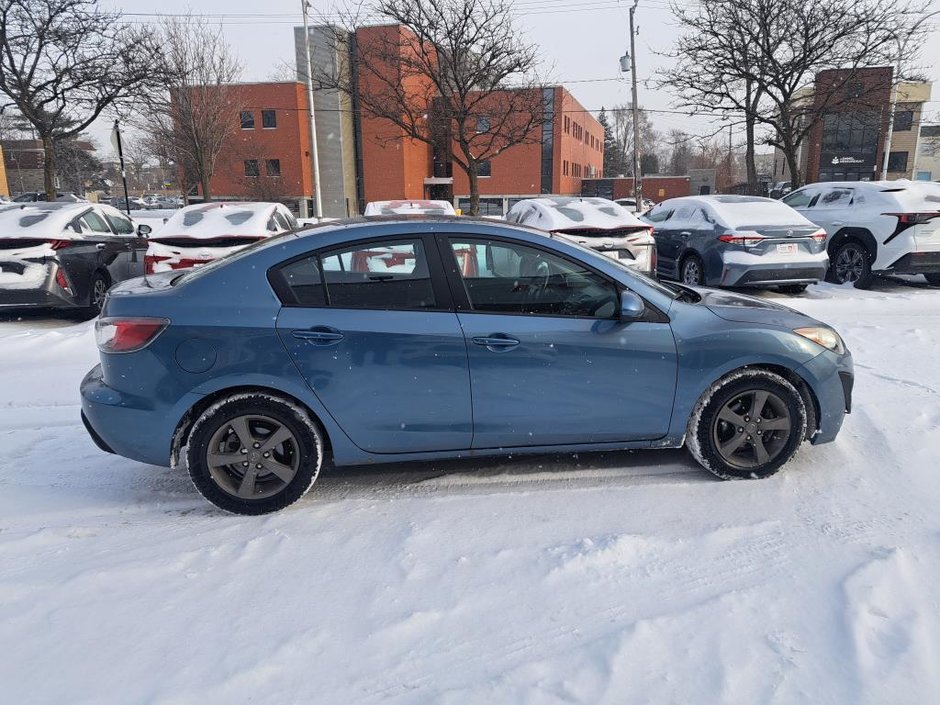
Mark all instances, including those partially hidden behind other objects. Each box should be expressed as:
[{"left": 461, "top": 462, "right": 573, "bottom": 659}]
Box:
[
  {"left": 292, "top": 327, "right": 345, "bottom": 345},
  {"left": 831, "top": 221, "right": 844, "bottom": 226},
  {"left": 472, "top": 335, "right": 520, "bottom": 350},
  {"left": 679, "top": 231, "right": 691, "bottom": 237},
  {"left": 96, "top": 243, "right": 106, "bottom": 250}
]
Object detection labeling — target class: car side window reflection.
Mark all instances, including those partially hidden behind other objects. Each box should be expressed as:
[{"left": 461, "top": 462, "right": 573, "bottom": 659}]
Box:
[
  {"left": 448, "top": 239, "right": 618, "bottom": 318},
  {"left": 278, "top": 238, "right": 437, "bottom": 310}
]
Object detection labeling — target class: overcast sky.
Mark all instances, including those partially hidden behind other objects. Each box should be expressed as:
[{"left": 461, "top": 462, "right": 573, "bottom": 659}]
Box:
[{"left": 95, "top": 0, "right": 940, "bottom": 161}]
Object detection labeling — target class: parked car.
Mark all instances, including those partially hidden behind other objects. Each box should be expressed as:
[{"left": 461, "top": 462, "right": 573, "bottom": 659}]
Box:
[
  {"left": 781, "top": 180, "right": 940, "bottom": 288},
  {"left": 506, "top": 196, "right": 657, "bottom": 276},
  {"left": 642, "top": 195, "right": 829, "bottom": 292},
  {"left": 81, "top": 216, "right": 853, "bottom": 514},
  {"left": 614, "top": 197, "right": 656, "bottom": 213},
  {"left": 769, "top": 182, "right": 792, "bottom": 199},
  {"left": 0, "top": 202, "right": 149, "bottom": 315},
  {"left": 144, "top": 202, "right": 298, "bottom": 274},
  {"left": 363, "top": 199, "right": 457, "bottom": 216},
  {"left": 13, "top": 191, "right": 86, "bottom": 203}
]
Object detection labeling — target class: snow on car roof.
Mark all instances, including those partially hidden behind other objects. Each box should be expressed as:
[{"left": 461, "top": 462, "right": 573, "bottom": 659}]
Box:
[
  {"left": 0, "top": 203, "right": 92, "bottom": 238},
  {"left": 792, "top": 179, "right": 940, "bottom": 211},
  {"left": 364, "top": 200, "right": 457, "bottom": 216},
  {"left": 508, "top": 197, "right": 649, "bottom": 232},
  {"left": 157, "top": 202, "right": 282, "bottom": 239},
  {"left": 655, "top": 195, "right": 814, "bottom": 228}
]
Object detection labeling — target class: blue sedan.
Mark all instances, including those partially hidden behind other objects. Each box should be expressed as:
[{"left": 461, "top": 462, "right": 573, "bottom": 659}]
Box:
[{"left": 81, "top": 217, "right": 854, "bottom": 514}]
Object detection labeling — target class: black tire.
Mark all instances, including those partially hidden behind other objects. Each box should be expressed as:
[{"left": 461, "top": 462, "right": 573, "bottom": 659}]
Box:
[
  {"left": 924, "top": 273, "right": 940, "bottom": 287},
  {"left": 680, "top": 253, "right": 705, "bottom": 286},
  {"left": 828, "top": 241, "right": 874, "bottom": 289},
  {"left": 687, "top": 369, "right": 807, "bottom": 480},
  {"left": 83, "top": 271, "right": 110, "bottom": 318},
  {"left": 186, "top": 393, "right": 324, "bottom": 514},
  {"left": 778, "top": 284, "right": 808, "bottom": 295}
]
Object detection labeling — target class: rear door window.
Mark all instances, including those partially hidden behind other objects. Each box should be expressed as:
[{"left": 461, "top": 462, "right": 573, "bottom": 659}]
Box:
[{"left": 815, "top": 188, "right": 854, "bottom": 209}]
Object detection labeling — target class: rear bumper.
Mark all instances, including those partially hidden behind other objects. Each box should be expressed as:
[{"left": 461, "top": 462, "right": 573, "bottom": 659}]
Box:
[
  {"left": 0, "top": 262, "right": 77, "bottom": 309},
  {"left": 719, "top": 252, "right": 829, "bottom": 287},
  {"left": 80, "top": 363, "right": 187, "bottom": 467},
  {"left": 884, "top": 251, "right": 940, "bottom": 275}
]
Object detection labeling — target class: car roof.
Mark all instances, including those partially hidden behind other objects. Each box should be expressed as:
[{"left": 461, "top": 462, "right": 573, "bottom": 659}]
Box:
[
  {"left": 0, "top": 202, "right": 93, "bottom": 238},
  {"left": 508, "top": 196, "right": 648, "bottom": 231},
  {"left": 157, "top": 202, "right": 284, "bottom": 239},
  {"left": 364, "top": 200, "right": 457, "bottom": 215}
]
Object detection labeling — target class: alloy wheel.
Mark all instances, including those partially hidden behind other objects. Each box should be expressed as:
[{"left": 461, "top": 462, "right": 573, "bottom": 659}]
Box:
[
  {"left": 205, "top": 414, "right": 300, "bottom": 499},
  {"left": 834, "top": 245, "right": 865, "bottom": 283},
  {"left": 682, "top": 258, "right": 703, "bottom": 285},
  {"left": 91, "top": 278, "right": 108, "bottom": 307},
  {"left": 711, "top": 389, "right": 792, "bottom": 469}
]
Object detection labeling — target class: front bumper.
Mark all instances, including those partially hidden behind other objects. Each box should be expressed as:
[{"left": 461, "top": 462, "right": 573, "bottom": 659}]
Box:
[
  {"left": 719, "top": 251, "right": 829, "bottom": 287},
  {"left": 794, "top": 348, "right": 854, "bottom": 445}
]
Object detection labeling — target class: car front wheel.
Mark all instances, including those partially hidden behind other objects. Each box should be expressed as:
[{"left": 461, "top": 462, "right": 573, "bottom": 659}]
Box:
[
  {"left": 924, "top": 273, "right": 940, "bottom": 286},
  {"left": 687, "top": 370, "right": 807, "bottom": 480},
  {"left": 186, "top": 393, "right": 324, "bottom": 514}
]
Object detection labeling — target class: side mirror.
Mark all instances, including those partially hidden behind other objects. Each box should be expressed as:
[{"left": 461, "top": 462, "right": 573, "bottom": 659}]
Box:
[
  {"left": 137, "top": 223, "right": 151, "bottom": 237},
  {"left": 620, "top": 290, "right": 645, "bottom": 320}
]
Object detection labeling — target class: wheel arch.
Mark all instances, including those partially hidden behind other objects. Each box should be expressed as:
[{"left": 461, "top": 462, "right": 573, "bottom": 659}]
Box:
[
  {"left": 827, "top": 227, "right": 877, "bottom": 259},
  {"left": 695, "top": 363, "right": 820, "bottom": 441},
  {"left": 171, "top": 385, "right": 334, "bottom": 469}
]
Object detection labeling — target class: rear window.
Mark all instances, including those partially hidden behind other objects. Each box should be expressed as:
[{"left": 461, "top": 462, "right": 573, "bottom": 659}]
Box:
[{"left": 714, "top": 201, "right": 812, "bottom": 228}]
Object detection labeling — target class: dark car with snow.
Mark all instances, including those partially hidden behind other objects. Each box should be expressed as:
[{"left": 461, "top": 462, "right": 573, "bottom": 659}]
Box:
[
  {"left": 643, "top": 195, "right": 829, "bottom": 292},
  {"left": 0, "top": 202, "right": 149, "bottom": 315}
]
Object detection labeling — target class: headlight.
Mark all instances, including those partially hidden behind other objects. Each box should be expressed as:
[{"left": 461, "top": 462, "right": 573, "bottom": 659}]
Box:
[{"left": 794, "top": 326, "right": 845, "bottom": 354}]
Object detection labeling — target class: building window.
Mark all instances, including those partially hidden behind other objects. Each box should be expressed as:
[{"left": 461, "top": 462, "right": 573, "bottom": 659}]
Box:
[
  {"left": 915, "top": 171, "right": 932, "bottom": 181},
  {"left": 478, "top": 160, "right": 492, "bottom": 177},
  {"left": 887, "top": 151, "right": 909, "bottom": 173},
  {"left": 893, "top": 110, "right": 913, "bottom": 132},
  {"left": 266, "top": 159, "right": 281, "bottom": 176},
  {"left": 262, "top": 109, "right": 277, "bottom": 129},
  {"left": 476, "top": 116, "right": 490, "bottom": 133},
  {"left": 240, "top": 111, "right": 255, "bottom": 129},
  {"left": 563, "top": 160, "right": 568, "bottom": 176},
  {"left": 244, "top": 159, "right": 259, "bottom": 177}
]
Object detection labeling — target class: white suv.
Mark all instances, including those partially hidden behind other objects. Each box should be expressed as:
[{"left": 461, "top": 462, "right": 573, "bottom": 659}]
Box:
[{"left": 782, "top": 180, "right": 940, "bottom": 288}]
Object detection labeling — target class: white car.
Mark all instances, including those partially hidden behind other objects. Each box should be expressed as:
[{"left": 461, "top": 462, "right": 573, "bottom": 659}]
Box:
[
  {"left": 615, "top": 197, "right": 656, "bottom": 214},
  {"left": 144, "top": 202, "right": 298, "bottom": 274},
  {"left": 363, "top": 200, "right": 457, "bottom": 216},
  {"left": 782, "top": 180, "right": 940, "bottom": 287},
  {"left": 505, "top": 196, "right": 657, "bottom": 276}
]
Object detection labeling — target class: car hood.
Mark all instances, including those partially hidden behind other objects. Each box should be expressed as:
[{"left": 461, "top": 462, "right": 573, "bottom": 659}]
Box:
[{"left": 697, "top": 288, "right": 818, "bottom": 327}]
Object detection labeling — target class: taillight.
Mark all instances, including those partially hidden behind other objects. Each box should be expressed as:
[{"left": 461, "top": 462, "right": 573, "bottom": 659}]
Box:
[
  {"left": 717, "top": 233, "right": 765, "bottom": 247},
  {"left": 883, "top": 212, "right": 940, "bottom": 226},
  {"left": 144, "top": 254, "right": 169, "bottom": 275},
  {"left": 95, "top": 317, "right": 169, "bottom": 353},
  {"left": 145, "top": 254, "right": 210, "bottom": 274},
  {"left": 54, "top": 267, "right": 73, "bottom": 295},
  {"left": 48, "top": 239, "right": 72, "bottom": 250},
  {"left": 811, "top": 229, "right": 827, "bottom": 243},
  {"left": 650, "top": 246, "right": 658, "bottom": 274}
]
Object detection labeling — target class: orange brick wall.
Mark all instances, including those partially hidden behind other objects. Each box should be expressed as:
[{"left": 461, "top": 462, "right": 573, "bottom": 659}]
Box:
[
  {"left": 209, "top": 82, "right": 312, "bottom": 199},
  {"left": 555, "top": 88, "right": 604, "bottom": 193}
]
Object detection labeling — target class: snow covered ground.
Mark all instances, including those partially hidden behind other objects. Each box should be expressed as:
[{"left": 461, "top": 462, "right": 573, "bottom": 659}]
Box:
[{"left": 1, "top": 279, "right": 939, "bottom": 704}]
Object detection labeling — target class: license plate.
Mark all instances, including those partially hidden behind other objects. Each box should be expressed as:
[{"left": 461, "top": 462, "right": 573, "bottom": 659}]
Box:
[{"left": 777, "top": 243, "right": 798, "bottom": 255}]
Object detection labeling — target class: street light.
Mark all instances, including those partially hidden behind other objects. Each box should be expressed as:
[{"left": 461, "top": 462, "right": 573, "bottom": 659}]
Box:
[{"left": 619, "top": 0, "right": 642, "bottom": 212}]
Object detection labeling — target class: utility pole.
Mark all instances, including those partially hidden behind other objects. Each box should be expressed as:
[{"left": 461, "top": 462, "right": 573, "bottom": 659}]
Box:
[
  {"left": 629, "top": 0, "right": 642, "bottom": 211},
  {"left": 111, "top": 120, "right": 131, "bottom": 217},
  {"left": 301, "top": 0, "right": 324, "bottom": 218}
]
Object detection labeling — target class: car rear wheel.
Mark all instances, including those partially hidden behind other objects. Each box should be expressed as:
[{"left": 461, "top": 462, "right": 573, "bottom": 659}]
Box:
[
  {"left": 186, "top": 393, "right": 324, "bottom": 514},
  {"left": 680, "top": 254, "right": 705, "bottom": 286},
  {"left": 828, "top": 241, "right": 874, "bottom": 289},
  {"left": 924, "top": 273, "right": 940, "bottom": 286},
  {"left": 687, "top": 370, "right": 807, "bottom": 480},
  {"left": 84, "top": 271, "right": 110, "bottom": 317}
]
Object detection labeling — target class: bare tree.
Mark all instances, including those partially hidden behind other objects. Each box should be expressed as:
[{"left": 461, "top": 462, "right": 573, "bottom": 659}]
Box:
[
  {"left": 323, "top": 0, "right": 543, "bottom": 215},
  {"left": 0, "top": 0, "right": 164, "bottom": 198},
  {"left": 662, "top": 0, "right": 929, "bottom": 188},
  {"left": 137, "top": 17, "right": 242, "bottom": 202},
  {"left": 609, "top": 104, "right": 661, "bottom": 177}
]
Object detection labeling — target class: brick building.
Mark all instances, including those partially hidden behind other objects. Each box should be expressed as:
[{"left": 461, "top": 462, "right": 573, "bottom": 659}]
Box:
[
  {"left": 773, "top": 67, "right": 932, "bottom": 184},
  {"left": 581, "top": 175, "right": 692, "bottom": 202}
]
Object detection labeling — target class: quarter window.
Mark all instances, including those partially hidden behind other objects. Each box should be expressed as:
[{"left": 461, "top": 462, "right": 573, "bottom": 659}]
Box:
[{"left": 448, "top": 239, "right": 619, "bottom": 318}]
